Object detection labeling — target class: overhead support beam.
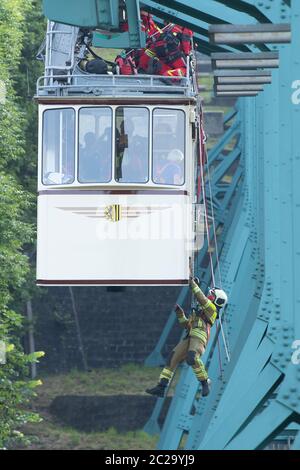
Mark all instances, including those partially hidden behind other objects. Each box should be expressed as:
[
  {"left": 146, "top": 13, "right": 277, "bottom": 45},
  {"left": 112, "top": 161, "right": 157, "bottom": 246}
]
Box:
[
  {"left": 151, "top": 16, "right": 242, "bottom": 55},
  {"left": 216, "top": 91, "right": 258, "bottom": 97},
  {"left": 212, "top": 0, "right": 279, "bottom": 24},
  {"left": 209, "top": 23, "right": 291, "bottom": 44},
  {"left": 214, "top": 70, "right": 272, "bottom": 85},
  {"left": 143, "top": 1, "right": 254, "bottom": 53},
  {"left": 215, "top": 84, "right": 264, "bottom": 92},
  {"left": 211, "top": 52, "right": 279, "bottom": 70},
  {"left": 141, "top": 0, "right": 271, "bottom": 52},
  {"left": 142, "top": 0, "right": 271, "bottom": 28}
]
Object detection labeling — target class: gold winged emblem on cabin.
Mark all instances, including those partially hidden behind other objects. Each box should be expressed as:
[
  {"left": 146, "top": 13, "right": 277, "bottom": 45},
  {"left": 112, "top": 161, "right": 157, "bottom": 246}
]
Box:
[{"left": 57, "top": 205, "right": 171, "bottom": 221}]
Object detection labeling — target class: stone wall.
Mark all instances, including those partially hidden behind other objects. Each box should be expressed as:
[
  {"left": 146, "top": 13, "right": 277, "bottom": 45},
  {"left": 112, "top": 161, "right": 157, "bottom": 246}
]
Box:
[
  {"left": 31, "top": 286, "right": 190, "bottom": 373},
  {"left": 50, "top": 394, "right": 171, "bottom": 432}
]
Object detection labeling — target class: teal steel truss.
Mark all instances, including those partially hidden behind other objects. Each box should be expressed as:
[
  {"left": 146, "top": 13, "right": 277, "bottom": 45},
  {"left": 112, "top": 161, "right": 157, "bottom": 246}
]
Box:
[{"left": 144, "top": 0, "right": 300, "bottom": 450}]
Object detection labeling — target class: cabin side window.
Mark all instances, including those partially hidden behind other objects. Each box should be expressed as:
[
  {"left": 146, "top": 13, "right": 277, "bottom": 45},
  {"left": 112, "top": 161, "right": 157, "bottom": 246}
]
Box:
[
  {"left": 152, "top": 108, "right": 185, "bottom": 186},
  {"left": 115, "top": 107, "right": 149, "bottom": 183},
  {"left": 78, "top": 107, "right": 112, "bottom": 183},
  {"left": 42, "top": 108, "right": 75, "bottom": 185}
]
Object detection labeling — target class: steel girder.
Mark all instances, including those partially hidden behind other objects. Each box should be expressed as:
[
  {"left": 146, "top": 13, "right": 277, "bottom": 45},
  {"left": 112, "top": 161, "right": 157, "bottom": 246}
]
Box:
[
  {"left": 140, "top": 0, "right": 291, "bottom": 55},
  {"left": 197, "top": 2, "right": 300, "bottom": 449},
  {"left": 144, "top": 111, "right": 245, "bottom": 441},
  {"left": 144, "top": 0, "right": 300, "bottom": 450},
  {"left": 141, "top": 1, "right": 255, "bottom": 54}
]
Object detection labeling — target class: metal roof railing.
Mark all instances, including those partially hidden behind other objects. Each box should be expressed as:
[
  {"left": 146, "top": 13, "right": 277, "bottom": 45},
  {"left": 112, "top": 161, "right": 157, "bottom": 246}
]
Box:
[{"left": 36, "top": 69, "right": 195, "bottom": 98}]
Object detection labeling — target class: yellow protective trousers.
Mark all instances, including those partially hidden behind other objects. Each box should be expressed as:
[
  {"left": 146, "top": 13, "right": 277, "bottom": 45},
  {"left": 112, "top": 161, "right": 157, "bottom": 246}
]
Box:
[{"left": 159, "top": 336, "right": 208, "bottom": 384}]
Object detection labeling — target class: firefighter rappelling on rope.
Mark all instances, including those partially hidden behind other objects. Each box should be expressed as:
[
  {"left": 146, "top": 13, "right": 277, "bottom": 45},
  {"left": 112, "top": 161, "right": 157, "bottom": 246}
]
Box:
[{"left": 146, "top": 273, "right": 228, "bottom": 398}]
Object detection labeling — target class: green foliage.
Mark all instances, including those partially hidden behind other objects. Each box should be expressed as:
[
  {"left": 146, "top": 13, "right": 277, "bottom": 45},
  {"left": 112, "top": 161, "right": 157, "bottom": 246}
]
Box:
[
  {"left": 0, "top": 342, "right": 44, "bottom": 448},
  {"left": 14, "top": 0, "right": 45, "bottom": 193},
  {"left": 0, "top": 0, "right": 45, "bottom": 448}
]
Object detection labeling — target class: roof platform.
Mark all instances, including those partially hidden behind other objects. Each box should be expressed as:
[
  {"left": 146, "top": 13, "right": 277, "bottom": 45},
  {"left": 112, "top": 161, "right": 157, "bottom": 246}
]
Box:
[{"left": 36, "top": 71, "right": 195, "bottom": 99}]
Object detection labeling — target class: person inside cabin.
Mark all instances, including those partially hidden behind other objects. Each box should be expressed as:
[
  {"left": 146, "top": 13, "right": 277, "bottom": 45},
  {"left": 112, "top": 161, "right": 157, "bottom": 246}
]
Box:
[
  {"left": 146, "top": 278, "right": 228, "bottom": 398},
  {"left": 44, "top": 170, "right": 73, "bottom": 185},
  {"left": 155, "top": 148, "right": 184, "bottom": 185},
  {"left": 97, "top": 126, "right": 112, "bottom": 182},
  {"left": 79, "top": 132, "right": 102, "bottom": 182},
  {"left": 115, "top": 118, "right": 148, "bottom": 183}
]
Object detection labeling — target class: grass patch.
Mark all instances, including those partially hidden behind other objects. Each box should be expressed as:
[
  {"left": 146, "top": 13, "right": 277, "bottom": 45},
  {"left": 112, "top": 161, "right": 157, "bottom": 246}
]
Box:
[
  {"left": 21, "top": 420, "right": 159, "bottom": 450},
  {"left": 37, "top": 364, "right": 163, "bottom": 405},
  {"left": 17, "top": 364, "right": 182, "bottom": 450}
]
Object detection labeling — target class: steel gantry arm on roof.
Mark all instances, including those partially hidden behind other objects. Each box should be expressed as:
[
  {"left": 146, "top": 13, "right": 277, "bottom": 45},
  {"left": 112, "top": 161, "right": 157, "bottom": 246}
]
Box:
[{"left": 43, "top": 0, "right": 146, "bottom": 48}]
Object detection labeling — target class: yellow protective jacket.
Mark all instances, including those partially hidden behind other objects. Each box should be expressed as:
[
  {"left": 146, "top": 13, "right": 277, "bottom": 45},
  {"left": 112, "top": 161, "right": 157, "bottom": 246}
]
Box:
[{"left": 175, "top": 280, "right": 217, "bottom": 346}]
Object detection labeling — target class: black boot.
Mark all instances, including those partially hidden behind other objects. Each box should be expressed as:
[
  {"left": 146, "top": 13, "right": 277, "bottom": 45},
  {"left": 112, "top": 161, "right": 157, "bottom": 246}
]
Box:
[
  {"left": 146, "top": 378, "right": 168, "bottom": 398},
  {"left": 201, "top": 379, "right": 211, "bottom": 397}
]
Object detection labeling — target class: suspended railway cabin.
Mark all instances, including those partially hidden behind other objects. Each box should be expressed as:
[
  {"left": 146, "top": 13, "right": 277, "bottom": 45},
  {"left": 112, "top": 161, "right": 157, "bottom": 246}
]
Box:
[{"left": 36, "top": 22, "right": 203, "bottom": 286}]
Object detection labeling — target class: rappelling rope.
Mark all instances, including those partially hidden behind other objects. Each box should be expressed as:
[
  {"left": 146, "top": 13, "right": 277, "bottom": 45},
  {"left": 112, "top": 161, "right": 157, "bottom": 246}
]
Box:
[
  {"left": 196, "top": 122, "right": 225, "bottom": 378},
  {"left": 197, "top": 118, "right": 231, "bottom": 364},
  {"left": 198, "top": 131, "right": 215, "bottom": 286},
  {"left": 205, "top": 154, "right": 231, "bottom": 362},
  {"left": 189, "top": 55, "right": 231, "bottom": 373},
  {"left": 206, "top": 161, "right": 222, "bottom": 289}
]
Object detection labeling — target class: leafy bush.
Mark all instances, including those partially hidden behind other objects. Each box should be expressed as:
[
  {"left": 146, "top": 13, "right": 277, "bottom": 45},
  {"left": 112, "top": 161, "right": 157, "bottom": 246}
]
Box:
[{"left": 0, "top": 0, "right": 44, "bottom": 448}]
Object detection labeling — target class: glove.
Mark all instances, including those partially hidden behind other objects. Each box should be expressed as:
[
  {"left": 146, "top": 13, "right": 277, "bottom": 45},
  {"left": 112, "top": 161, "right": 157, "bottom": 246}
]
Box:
[
  {"left": 189, "top": 276, "right": 200, "bottom": 286},
  {"left": 174, "top": 304, "right": 184, "bottom": 316}
]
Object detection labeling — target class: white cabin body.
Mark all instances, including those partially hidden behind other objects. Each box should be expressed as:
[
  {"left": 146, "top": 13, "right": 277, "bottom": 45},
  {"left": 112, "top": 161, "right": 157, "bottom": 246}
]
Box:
[{"left": 36, "top": 92, "right": 202, "bottom": 286}]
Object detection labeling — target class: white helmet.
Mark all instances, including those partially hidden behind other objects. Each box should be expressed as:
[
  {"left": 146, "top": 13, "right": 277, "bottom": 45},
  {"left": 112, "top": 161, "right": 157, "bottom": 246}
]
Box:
[{"left": 208, "top": 287, "right": 228, "bottom": 308}]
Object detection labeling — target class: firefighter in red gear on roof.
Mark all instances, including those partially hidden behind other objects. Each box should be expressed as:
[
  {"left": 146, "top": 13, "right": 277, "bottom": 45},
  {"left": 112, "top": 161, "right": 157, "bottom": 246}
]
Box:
[
  {"left": 115, "top": 51, "right": 137, "bottom": 75},
  {"left": 147, "top": 22, "right": 193, "bottom": 77},
  {"left": 120, "top": 11, "right": 161, "bottom": 36},
  {"left": 141, "top": 10, "right": 161, "bottom": 36},
  {"left": 149, "top": 29, "right": 185, "bottom": 67},
  {"left": 115, "top": 14, "right": 193, "bottom": 78}
]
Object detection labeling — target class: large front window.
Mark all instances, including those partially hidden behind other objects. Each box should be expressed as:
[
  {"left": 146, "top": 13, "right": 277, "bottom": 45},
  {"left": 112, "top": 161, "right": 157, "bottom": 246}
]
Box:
[
  {"left": 115, "top": 107, "right": 149, "bottom": 183},
  {"left": 42, "top": 106, "right": 185, "bottom": 186},
  {"left": 78, "top": 107, "right": 112, "bottom": 183},
  {"left": 42, "top": 108, "right": 75, "bottom": 185},
  {"left": 152, "top": 108, "right": 185, "bottom": 186}
]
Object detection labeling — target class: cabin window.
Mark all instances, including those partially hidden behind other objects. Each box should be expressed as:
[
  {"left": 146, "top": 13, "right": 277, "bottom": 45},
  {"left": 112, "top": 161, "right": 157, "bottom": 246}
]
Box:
[
  {"left": 152, "top": 108, "right": 185, "bottom": 186},
  {"left": 115, "top": 107, "right": 149, "bottom": 183},
  {"left": 42, "top": 108, "right": 75, "bottom": 185},
  {"left": 78, "top": 107, "right": 112, "bottom": 183}
]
